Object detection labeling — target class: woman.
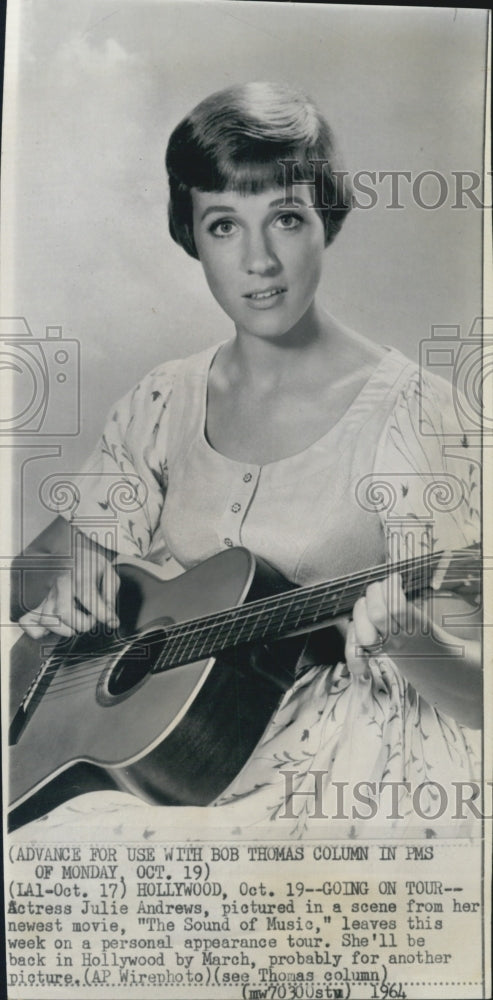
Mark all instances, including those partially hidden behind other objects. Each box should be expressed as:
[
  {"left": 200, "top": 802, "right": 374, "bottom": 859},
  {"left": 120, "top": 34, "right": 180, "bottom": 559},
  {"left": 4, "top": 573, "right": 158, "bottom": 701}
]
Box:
[{"left": 17, "top": 82, "right": 481, "bottom": 833}]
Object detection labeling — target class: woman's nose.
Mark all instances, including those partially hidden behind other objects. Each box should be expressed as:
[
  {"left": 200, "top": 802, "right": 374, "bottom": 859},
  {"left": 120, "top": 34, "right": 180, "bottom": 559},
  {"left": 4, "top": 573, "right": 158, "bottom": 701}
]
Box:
[{"left": 242, "top": 230, "right": 280, "bottom": 275}]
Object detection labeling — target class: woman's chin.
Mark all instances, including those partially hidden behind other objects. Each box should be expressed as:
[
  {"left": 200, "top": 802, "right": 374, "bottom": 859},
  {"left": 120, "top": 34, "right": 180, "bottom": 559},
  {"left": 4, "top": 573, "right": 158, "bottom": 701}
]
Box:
[{"left": 232, "top": 303, "right": 317, "bottom": 342}]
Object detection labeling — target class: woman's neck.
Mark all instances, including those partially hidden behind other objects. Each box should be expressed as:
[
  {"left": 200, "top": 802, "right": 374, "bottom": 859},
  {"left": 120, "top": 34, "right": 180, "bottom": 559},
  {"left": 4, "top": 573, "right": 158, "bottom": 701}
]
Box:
[{"left": 227, "top": 300, "right": 331, "bottom": 390}]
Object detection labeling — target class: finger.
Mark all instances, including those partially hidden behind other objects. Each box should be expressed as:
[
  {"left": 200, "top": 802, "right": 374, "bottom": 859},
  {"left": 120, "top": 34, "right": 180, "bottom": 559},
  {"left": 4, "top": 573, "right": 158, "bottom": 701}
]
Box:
[
  {"left": 67, "top": 604, "right": 99, "bottom": 635},
  {"left": 345, "top": 621, "right": 370, "bottom": 678},
  {"left": 20, "top": 606, "right": 75, "bottom": 639},
  {"left": 71, "top": 546, "right": 115, "bottom": 628},
  {"left": 19, "top": 590, "right": 65, "bottom": 638},
  {"left": 20, "top": 582, "right": 94, "bottom": 638},
  {"left": 44, "top": 588, "right": 81, "bottom": 637},
  {"left": 365, "top": 581, "right": 390, "bottom": 642},
  {"left": 386, "top": 572, "right": 407, "bottom": 627},
  {"left": 100, "top": 561, "right": 121, "bottom": 627},
  {"left": 352, "top": 595, "right": 380, "bottom": 650},
  {"left": 76, "top": 577, "right": 114, "bottom": 628},
  {"left": 59, "top": 592, "right": 100, "bottom": 634},
  {"left": 54, "top": 574, "right": 100, "bottom": 634},
  {"left": 42, "top": 618, "right": 76, "bottom": 638},
  {"left": 18, "top": 610, "right": 49, "bottom": 639},
  {"left": 333, "top": 614, "right": 350, "bottom": 635},
  {"left": 377, "top": 573, "right": 409, "bottom": 641},
  {"left": 45, "top": 576, "right": 84, "bottom": 635}
]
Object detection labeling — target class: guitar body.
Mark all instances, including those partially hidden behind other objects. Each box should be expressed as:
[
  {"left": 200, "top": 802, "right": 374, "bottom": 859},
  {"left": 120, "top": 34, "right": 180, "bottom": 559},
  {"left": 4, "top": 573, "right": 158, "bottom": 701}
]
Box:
[
  {"left": 8, "top": 541, "right": 479, "bottom": 830},
  {"left": 8, "top": 549, "right": 309, "bottom": 830}
]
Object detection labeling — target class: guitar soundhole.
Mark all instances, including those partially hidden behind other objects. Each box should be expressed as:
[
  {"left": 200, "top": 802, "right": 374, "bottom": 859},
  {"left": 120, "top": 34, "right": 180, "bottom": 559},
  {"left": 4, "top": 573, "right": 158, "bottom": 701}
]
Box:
[{"left": 106, "top": 630, "right": 165, "bottom": 698}]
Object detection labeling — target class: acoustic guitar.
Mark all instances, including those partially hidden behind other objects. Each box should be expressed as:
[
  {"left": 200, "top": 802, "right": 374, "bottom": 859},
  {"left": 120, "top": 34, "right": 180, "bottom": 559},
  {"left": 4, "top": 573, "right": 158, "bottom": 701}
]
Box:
[{"left": 8, "top": 544, "right": 480, "bottom": 830}]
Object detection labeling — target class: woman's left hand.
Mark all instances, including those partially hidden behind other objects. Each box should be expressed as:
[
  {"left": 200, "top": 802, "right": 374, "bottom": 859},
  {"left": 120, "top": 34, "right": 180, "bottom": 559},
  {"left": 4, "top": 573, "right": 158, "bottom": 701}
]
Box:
[
  {"left": 347, "top": 572, "right": 420, "bottom": 671},
  {"left": 345, "top": 573, "right": 482, "bottom": 729}
]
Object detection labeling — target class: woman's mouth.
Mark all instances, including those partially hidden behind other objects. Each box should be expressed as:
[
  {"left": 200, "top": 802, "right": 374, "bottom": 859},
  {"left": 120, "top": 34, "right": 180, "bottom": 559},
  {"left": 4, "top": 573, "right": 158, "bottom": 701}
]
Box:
[{"left": 243, "top": 287, "right": 287, "bottom": 302}]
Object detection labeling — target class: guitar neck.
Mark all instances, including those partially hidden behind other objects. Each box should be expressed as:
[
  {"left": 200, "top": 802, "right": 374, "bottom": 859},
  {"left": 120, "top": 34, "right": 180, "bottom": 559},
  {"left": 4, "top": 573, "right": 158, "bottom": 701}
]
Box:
[{"left": 152, "top": 545, "right": 479, "bottom": 674}]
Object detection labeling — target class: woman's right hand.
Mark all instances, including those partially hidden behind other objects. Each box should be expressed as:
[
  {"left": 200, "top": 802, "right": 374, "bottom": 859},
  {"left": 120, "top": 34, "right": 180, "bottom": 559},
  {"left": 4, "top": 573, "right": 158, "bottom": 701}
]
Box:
[{"left": 18, "top": 535, "right": 120, "bottom": 639}]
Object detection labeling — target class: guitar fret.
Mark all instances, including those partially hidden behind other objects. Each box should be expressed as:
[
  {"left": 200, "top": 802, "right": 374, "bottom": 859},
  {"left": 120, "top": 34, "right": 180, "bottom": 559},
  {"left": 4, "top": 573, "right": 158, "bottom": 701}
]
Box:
[
  {"left": 279, "top": 593, "right": 309, "bottom": 632},
  {"left": 290, "top": 583, "right": 342, "bottom": 631},
  {"left": 292, "top": 591, "right": 312, "bottom": 630},
  {"left": 164, "top": 578, "right": 390, "bottom": 666},
  {"left": 182, "top": 621, "right": 219, "bottom": 662},
  {"left": 271, "top": 596, "right": 295, "bottom": 635},
  {"left": 230, "top": 611, "right": 254, "bottom": 646},
  {"left": 207, "top": 615, "right": 237, "bottom": 654},
  {"left": 309, "top": 589, "right": 330, "bottom": 627},
  {"left": 331, "top": 576, "right": 349, "bottom": 617},
  {"left": 167, "top": 630, "right": 192, "bottom": 668}
]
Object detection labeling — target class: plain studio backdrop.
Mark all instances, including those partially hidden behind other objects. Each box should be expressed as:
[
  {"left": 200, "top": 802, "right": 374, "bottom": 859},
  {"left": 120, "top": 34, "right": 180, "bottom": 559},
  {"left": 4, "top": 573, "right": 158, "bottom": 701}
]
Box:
[{"left": 1, "top": 1, "right": 488, "bottom": 552}]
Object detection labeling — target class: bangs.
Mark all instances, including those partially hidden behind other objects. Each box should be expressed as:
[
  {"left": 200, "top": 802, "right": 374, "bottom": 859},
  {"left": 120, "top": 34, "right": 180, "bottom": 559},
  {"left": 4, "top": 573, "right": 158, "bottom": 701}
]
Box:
[{"left": 194, "top": 144, "right": 328, "bottom": 197}]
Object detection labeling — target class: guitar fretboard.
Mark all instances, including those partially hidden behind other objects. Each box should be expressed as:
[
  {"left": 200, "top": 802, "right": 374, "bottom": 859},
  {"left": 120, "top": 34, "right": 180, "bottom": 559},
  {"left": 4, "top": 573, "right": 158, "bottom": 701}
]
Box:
[{"left": 150, "top": 546, "right": 479, "bottom": 674}]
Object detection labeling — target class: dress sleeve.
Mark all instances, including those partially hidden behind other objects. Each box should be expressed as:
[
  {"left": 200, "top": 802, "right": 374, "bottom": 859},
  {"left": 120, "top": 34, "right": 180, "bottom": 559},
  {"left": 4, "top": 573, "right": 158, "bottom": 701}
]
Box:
[
  {"left": 61, "top": 361, "right": 179, "bottom": 558},
  {"left": 372, "top": 368, "right": 480, "bottom": 565}
]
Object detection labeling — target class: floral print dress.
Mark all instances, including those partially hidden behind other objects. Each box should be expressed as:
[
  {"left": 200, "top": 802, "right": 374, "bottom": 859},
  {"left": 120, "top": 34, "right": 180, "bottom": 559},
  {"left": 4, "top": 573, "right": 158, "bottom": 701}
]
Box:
[{"left": 45, "top": 342, "right": 481, "bottom": 837}]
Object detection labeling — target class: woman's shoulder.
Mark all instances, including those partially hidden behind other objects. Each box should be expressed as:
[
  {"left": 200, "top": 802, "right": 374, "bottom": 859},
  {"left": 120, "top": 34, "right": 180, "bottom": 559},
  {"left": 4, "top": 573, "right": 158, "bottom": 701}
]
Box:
[
  {"left": 124, "top": 341, "right": 224, "bottom": 406},
  {"left": 368, "top": 344, "right": 458, "bottom": 426},
  {"left": 374, "top": 347, "right": 472, "bottom": 485},
  {"left": 326, "top": 318, "right": 414, "bottom": 398},
  {"left": 130, "top": 356, "right": 182, "bottom": 400},
  {"left": 370, "top": 344, "right": 418, "bottom": 393},
  {"left": 382, "top": 347, "right": 463, "bottom": 433}
]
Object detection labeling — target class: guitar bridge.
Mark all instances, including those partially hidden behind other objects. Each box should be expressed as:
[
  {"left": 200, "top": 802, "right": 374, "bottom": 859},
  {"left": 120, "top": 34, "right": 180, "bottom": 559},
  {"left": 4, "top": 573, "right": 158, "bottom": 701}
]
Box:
[{"left": 10, "top": 656, "right": 53, "bottom": 746}]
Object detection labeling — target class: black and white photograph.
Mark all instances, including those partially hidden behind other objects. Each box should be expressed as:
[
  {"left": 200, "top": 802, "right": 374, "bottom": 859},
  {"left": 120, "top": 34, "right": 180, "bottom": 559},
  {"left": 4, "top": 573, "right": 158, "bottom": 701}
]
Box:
[{"left": 1, "top": 2, "right": 491, "bottom": 997}]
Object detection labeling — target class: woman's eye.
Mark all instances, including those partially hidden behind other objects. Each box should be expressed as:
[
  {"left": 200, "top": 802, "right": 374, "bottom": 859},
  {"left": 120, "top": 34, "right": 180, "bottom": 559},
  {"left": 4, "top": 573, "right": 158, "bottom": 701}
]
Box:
[
  {"left": 275, "top": 213, "right": 303, "bottom": 230},
  {"left": 209, "top": 219, "right": 237, "bottom": 238}
]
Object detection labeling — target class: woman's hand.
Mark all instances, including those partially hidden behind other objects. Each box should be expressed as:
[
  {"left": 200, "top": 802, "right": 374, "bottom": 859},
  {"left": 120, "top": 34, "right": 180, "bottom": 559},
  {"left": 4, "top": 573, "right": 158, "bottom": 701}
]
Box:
[
  {"left": 345, "top": 573, "right": 482, "bottom": 729},
  {"left": 18, "top": 532, "right": 120, "bottom": 639}
]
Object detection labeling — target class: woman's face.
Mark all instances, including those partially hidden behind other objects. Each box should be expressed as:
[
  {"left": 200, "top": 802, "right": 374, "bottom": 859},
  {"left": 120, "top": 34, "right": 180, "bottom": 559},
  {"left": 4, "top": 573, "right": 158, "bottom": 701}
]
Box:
[{"left": 192, "top": 185, "right": 326, "bottom": 340}]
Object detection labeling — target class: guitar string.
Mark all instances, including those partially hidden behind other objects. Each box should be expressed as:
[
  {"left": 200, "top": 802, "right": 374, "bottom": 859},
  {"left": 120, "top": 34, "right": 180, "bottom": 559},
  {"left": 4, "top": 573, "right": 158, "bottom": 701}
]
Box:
[
  {"left": 36, "top": 546, "right": 477, "bottom": 667},
  {"left": 24, "top": 550, "right": 480, "bottom": 702},
  {"left": 26, "top": 555, "right": 481, "bottom": 703},
  {"left": 150, "top": 557, "right": 479, "bottom": 672},
  {"left": 23, "top": 550, "right": 480, "bottom": 701},
  {"left": 30, "top": 576, "right": 481, "bottom": 704},
  {"left": 25, "top": 547, "right": 444, "bottom": 678}
]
